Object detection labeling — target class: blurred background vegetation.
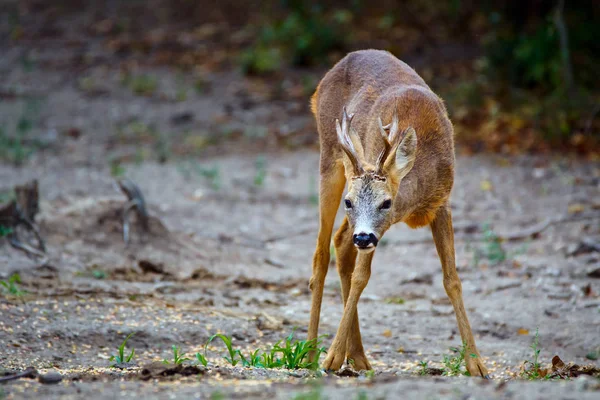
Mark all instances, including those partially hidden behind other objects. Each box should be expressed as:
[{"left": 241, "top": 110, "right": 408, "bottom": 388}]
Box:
[
  {"left": 238, "top": 0, "right": 599, "bottom": 155},
  {"left": 2, "top": 0, "right": 599, "bottom": 157}
]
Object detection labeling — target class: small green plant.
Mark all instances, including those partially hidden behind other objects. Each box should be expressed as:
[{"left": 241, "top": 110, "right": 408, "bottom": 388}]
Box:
[
  {"left": 206, "top": 334, "right": 241, "bottom": 366},
  {"left": 364, "top": 369, "right": 375, "bottom": 379},
  {"left": 197, "top": 165, "right": 221, "bottom": 190},
  {"left": 91, "top": 269, "right": 107, "bottom": 279},
  {"left": 254, "top": 155, "right": 267, "bottom": 187},
  {"left": 272, "top": 331, "right": 326, "bottom": 370},
  {"left": 385, "top": 297, "right": 405, "bottom": 305},
  {"left": 195, "top": 352, "right": 208, "bottom": 367},
  {"left": 442, "top": 342, "right": 473, "bottom": 376},
  {"left": 109, "top": 332, "right": 136, "bottom": 366},
  {"left": 238, "top": 349, "right": 263, "bottom": 367},
  {"left": 163, "top": 345, "right": 191, "bottom": 365},
  {"left": 203, "top": 331, "right": 326, "bottom": 370},
  {"left": 586, "top": 347, "right": 599, "bottom": 361},
  {"left": 260, "top": 349, "right": 283, "bottom": 369},
  {"left": 121, "top": 73, "right": 158, "bottom": 96},
  {"left": 109, "top": 157, "right": 126, "bottom": 177},
  {"left": 418, "top": 360, "right": 429, "bottom": 376},
  {"left": 520, "top": 328, "right": 546, "bottom": 380},
  {"left": 0, "top": 100, "right": 43, "bottom": 165},
  {"left": 473, "top": 223, "right": 506, "bottom": 266},
  {"left": 0, "top": 273, "right": 25, "bottom": 297},
  {"left": 0, "top": 225, "right": 13, "bottom": 237}
]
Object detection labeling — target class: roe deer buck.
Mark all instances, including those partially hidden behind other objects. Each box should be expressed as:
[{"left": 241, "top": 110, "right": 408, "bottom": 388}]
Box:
[{"left": 307, "top": 50, "right": 489, "bottom": 377}]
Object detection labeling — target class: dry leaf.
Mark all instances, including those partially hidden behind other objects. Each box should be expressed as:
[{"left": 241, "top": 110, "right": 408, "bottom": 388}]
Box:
[
  {"left": 382, "top": 329, "right": 392, "bottom": 338},
  {"left": 517, "top": 328, "right": 529, "bottom": 335},
  {"left": 568, "top": 204, "right": 585, "bottom": 214},
  {"left": 480, "top": 179, "right": 493, "bottom": 191},
  {"left": 552, "top": 355, "right": 565, "bottom": 369}
]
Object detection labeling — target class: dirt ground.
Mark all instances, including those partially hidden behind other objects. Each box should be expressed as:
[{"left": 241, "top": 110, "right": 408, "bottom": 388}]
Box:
[{"left": 1, "top": 3, "right": 600, "bottom": 399}]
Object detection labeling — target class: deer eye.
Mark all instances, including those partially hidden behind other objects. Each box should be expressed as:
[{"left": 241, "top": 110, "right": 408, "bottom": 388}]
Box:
[
  {"left": 380, "top": 199, "right": 392, "bottom": 210},
  {"left": 344, "top": 199, "right": 353, "bottom": 209}
]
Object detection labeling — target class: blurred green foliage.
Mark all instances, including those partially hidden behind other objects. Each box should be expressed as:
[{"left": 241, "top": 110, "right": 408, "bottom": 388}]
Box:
[
  {"left": 0, "top": 100, "right": 43, "bottom": 166},
  {"left": 483, "top": 2, "right": 598, "bottom": 93},
  {"left": 240, "top": 1, "right": 352, "bottom": 74},
  {"left": 480, "top": 1, "right": 599, "bottom": 143}
]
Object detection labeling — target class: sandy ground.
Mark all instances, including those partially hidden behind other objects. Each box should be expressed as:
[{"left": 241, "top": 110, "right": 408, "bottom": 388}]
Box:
[{"left": 1, "top": 9, "right": 600, "bottom": 398}]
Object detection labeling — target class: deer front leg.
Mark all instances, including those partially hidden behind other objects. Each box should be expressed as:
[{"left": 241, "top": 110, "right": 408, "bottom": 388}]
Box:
[
  {"left": 333, "top": 218, "right": 371, "bottom": 370},
  {"left": 308, "top": 161, "right": 346, "bottom": 362},
  {"left": 430, "top": 204, "right": 489, "bottom": 378},
  {"left": 323, "top": 250, "right": 373, "bottom": 371}
]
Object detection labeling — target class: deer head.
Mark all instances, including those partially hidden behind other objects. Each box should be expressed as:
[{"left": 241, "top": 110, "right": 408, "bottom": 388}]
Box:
[{"left": 336, "top": 107, "right": 417, "bottom": 251}]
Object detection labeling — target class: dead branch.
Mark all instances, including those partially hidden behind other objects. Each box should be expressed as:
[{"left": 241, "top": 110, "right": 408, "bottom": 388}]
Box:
[
  {"left": 0, "top": 367, "right": 37, "bottom": 383},
  {"left": 116, "top": 178, "right": 150, "bottom": 245},
  {"left": 554, "top": 0, "right": 574, "bottom": 98},
  {"left": 500, "top": 213, "right": 599, "bottom": 241},
  {"left": 0, "top": 180, "right": 47, "bottom": 261},
  {"left": 393, "top": 213, "right": 600, "bottom": 245}
]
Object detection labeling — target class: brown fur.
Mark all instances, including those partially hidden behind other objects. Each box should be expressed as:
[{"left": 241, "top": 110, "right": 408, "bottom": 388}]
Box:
[{"left": 307, "top": 50, "right": 489, "bottom": 377}]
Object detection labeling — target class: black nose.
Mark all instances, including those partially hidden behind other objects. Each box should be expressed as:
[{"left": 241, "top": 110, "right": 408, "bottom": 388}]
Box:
[{"left": 353, "top": 232, "right": 378, "bottom": 248}]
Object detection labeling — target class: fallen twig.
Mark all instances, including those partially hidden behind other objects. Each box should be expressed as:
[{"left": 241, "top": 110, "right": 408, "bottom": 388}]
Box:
[
  {"left": 263, "top": 225, "right": 315, "bottom": 243},
  {"left": 393, "top": 213, "right": 600, "bottom": 245},
  {"left": 0, "top": 367, "right": 37, "bottom": 383},
  {"left": 500, "top": 213, "right": 599, "bottom": 242},
  {"left": 116, "top": 178, "right": 150, "bottom": 245},
  {"left": 0, "top": 180, "right": 47, "bottom": 261}
]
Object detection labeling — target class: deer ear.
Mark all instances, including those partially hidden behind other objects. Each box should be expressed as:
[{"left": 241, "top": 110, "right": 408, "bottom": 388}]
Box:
[{"left": 394, "top": 127, "right": 417, "bottom": 179}]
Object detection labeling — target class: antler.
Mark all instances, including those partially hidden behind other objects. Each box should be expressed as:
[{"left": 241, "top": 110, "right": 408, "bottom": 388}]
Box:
[
  {"left": 336, "top": 107, "right": 364, "bottom": 175},
  {"left": 375, "top": 111, "right": 401, "bottom": 174}
]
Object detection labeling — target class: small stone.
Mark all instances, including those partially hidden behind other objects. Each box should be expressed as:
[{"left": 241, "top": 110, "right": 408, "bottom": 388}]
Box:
[
  {"left": 113, "top": 362, "right": 137, "bottom": 370},
  {"left": 587, "top": 267, "right": 600, "bottom": 278},
  {"left": 533, "top": 168, "right": 546, "bottom": 179},
  {"left": 544, "top": 268, "right": 561, "bottom": 277},
  {"left": 575, "top": 375, "right": 595, "bottom": 391},
  {"left": 38, "top": 370, "right": 62, "bottom": 384}
]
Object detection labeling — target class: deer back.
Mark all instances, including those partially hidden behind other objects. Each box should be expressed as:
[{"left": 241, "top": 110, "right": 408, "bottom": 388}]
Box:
[{"left": 311, "top": 49, "right": 455, "bottom": 227}]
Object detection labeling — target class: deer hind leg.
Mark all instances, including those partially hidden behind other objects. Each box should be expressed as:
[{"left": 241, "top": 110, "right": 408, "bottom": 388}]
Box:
[
  {"left": 333, "top": 217, "right": 371, "bottom": 370},
  {"left": 308, "top": 160, "right": 346, "bottom": 362},
  {"left": 430, "top": 203, "right": 489, "bottom": 378},
  {"left": 323, "top": 250, "right": 373, "bottom": 371}
]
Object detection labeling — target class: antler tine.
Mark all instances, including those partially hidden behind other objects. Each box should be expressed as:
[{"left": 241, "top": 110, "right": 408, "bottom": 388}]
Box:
[
  {"left": 336, "top": 107, "right": 363, "bottom": 175},
  {"left": 376, "top": 117, "right": 392, "bottom": 174},
  {"left": 376, "top": 111, "right": 401, "bottom": 173},
  {"left": 388, "top": 111, "right": 400, "bottom": 143}
]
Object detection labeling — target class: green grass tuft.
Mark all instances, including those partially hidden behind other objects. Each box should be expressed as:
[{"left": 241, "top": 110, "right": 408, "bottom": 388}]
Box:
[
  {"left": 0, "top": 273, "right": 26, "bottom": 297},
  {"left": 441, "top": 342, "right": 474, "bottom": 376},
  {"left": 163, "top": 345, "right": 191, "bottom": 365},
  {"left": 109, "top": 332, "right": 136, "bottom": 366},
  {"left": 520, "top": 328, "right": 547, "bottom": 380},
  {"left": 205, "top": 330, "right": 326, "bottom": 370}
]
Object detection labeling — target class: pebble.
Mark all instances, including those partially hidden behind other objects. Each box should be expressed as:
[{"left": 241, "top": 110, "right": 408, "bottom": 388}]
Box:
[
  {"left": 575, "top": 375, "right": 596, "bottom": 391},
  {"left": 38, "top": 370, "right": 63, "bottom": 384}
]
